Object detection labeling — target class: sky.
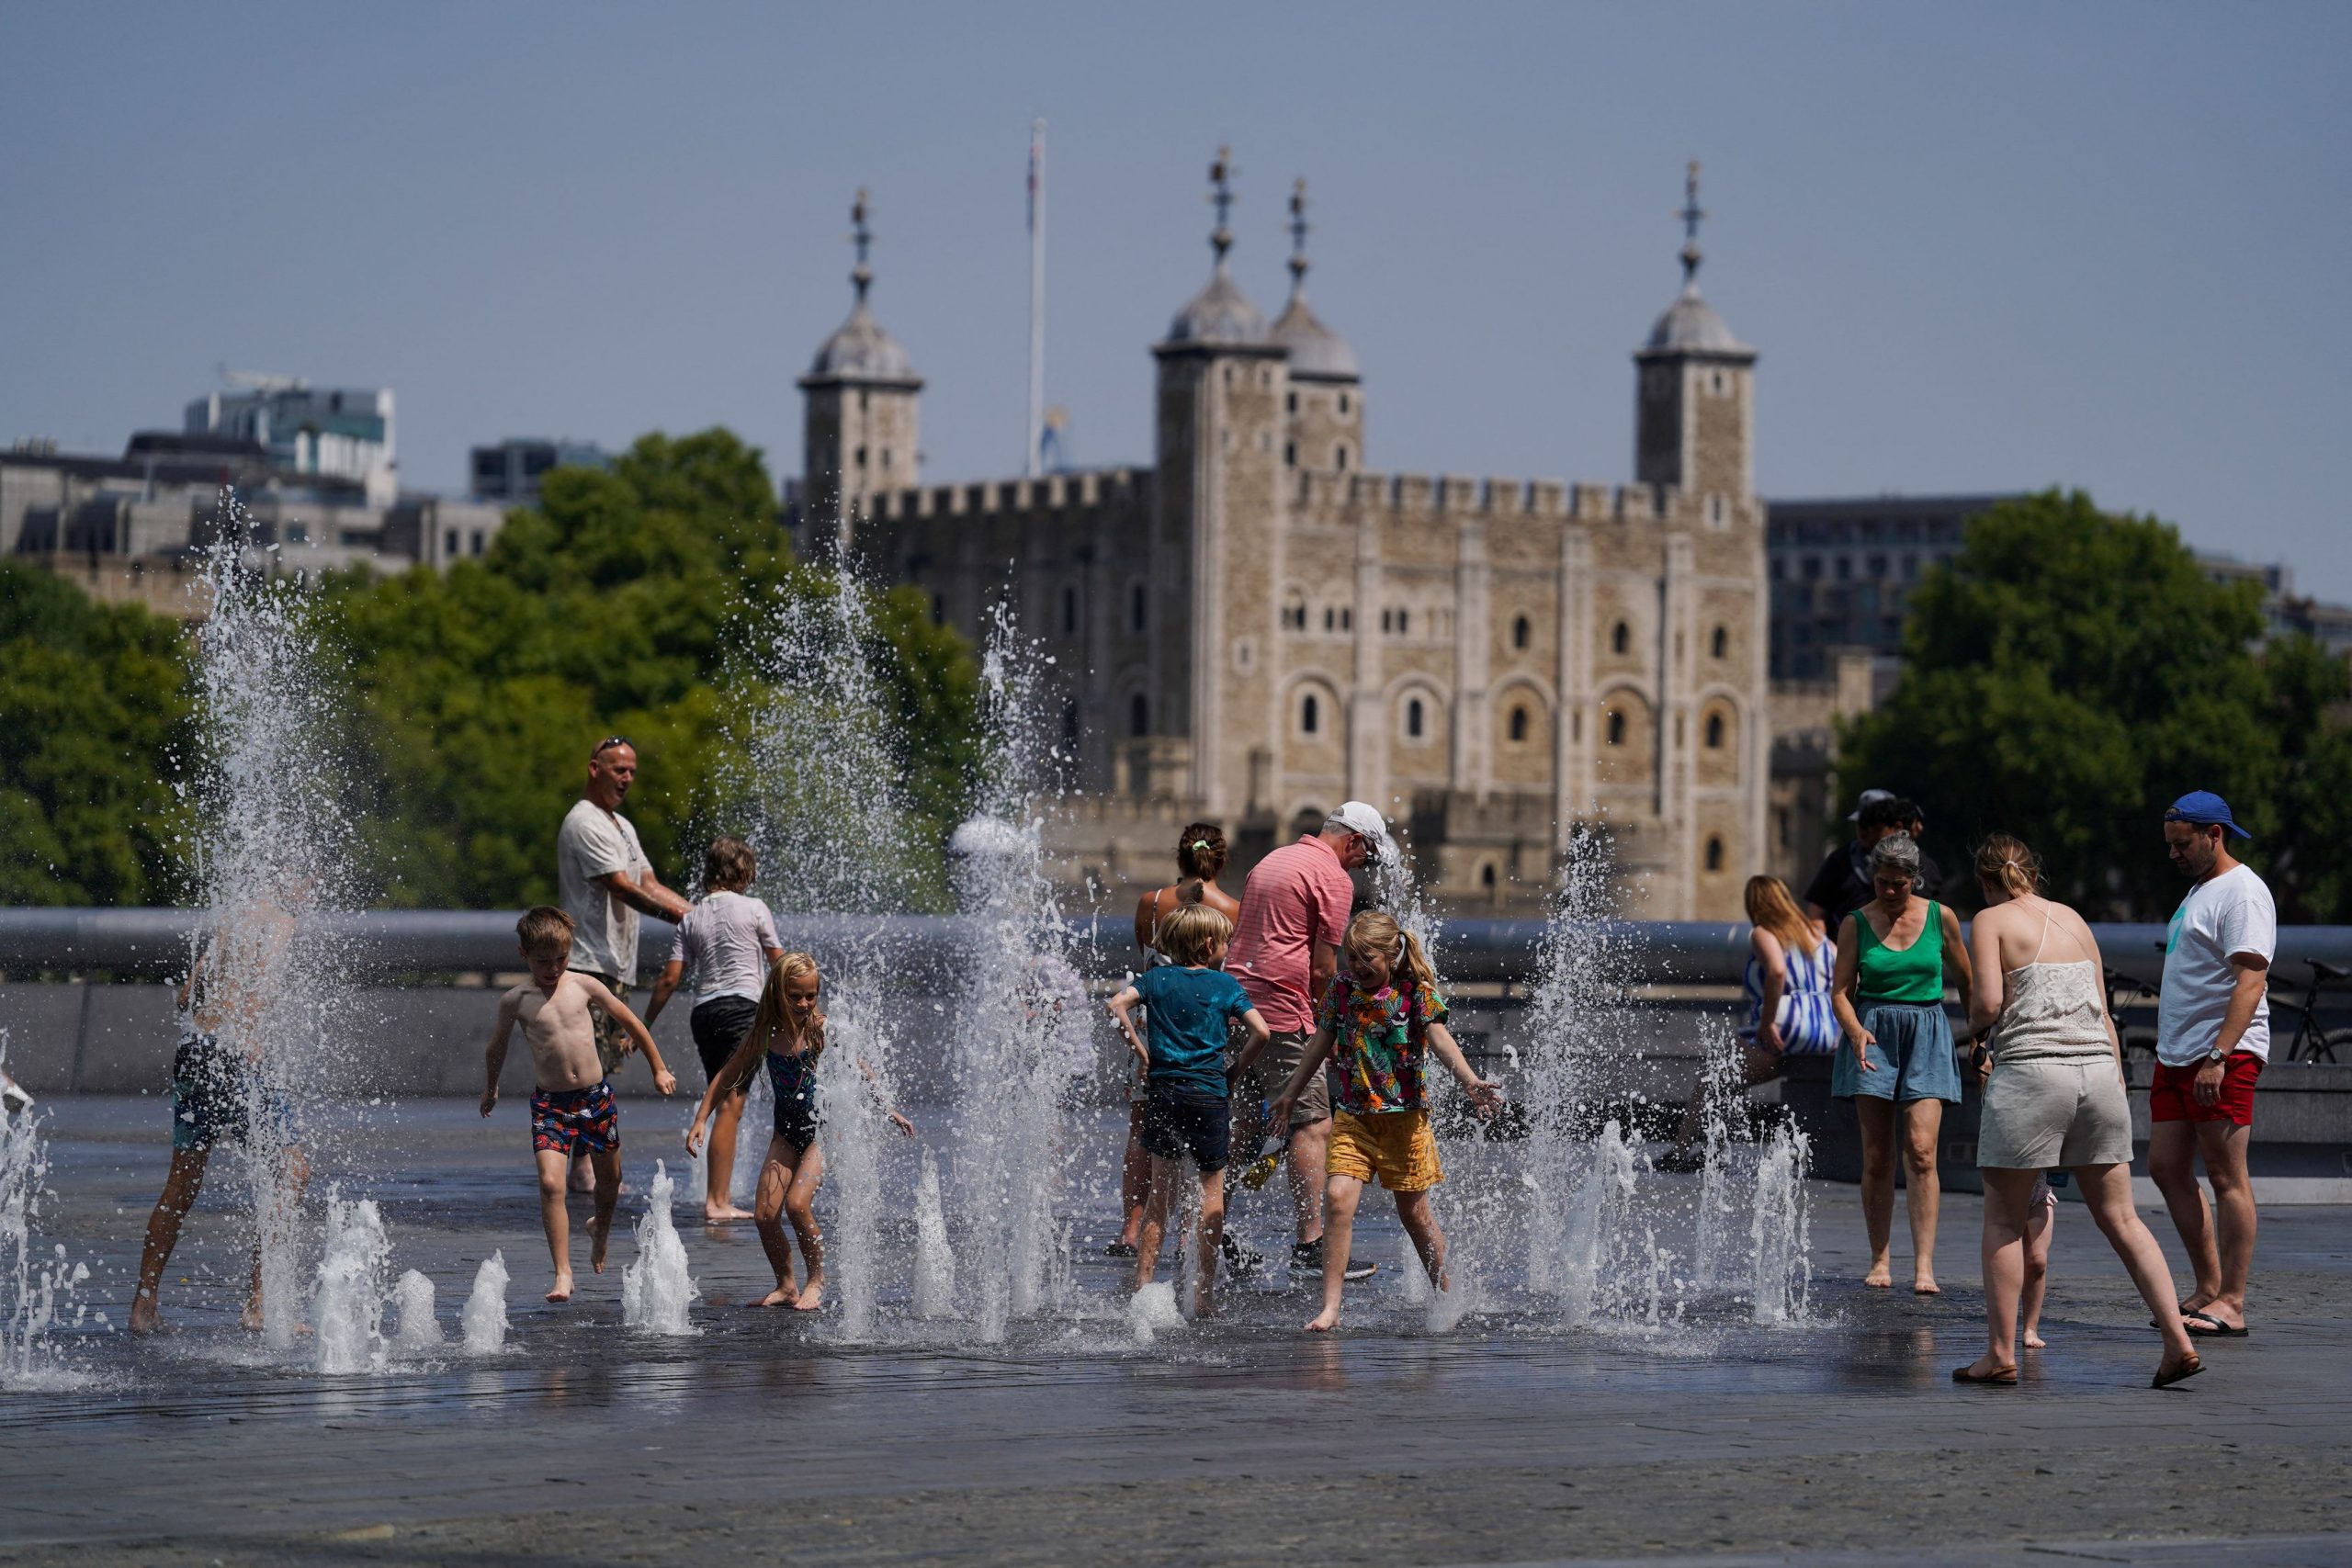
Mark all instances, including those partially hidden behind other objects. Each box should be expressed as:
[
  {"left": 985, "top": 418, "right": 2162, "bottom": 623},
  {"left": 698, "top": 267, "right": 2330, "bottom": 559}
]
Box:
[{"left": 5, "top": 3, "right": 2347, "bottom": 596}]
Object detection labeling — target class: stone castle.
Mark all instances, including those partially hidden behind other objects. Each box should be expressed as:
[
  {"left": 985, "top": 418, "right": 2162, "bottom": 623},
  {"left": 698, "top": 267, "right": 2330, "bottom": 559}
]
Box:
[{"left": 795, "top": 159, "right": 1768, "bottom": 919}]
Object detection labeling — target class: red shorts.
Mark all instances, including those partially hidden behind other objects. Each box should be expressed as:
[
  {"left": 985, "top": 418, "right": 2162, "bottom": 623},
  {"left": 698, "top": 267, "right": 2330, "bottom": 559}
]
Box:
[{"left": 2150, "top": 1054, "right": 2262, "bottom": 1126}]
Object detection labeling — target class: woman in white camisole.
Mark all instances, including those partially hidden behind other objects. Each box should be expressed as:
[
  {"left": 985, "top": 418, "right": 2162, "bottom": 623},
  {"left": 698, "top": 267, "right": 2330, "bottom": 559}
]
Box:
[{"left": 1955, "top": 833, "right": 2201, "bottom": 1390}]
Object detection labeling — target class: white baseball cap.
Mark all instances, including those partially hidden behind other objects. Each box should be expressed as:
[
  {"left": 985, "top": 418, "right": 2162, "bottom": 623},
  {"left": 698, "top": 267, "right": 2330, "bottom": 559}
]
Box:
[{"left": 1327, "top": 801, "right": 1396, "bottom": 861}]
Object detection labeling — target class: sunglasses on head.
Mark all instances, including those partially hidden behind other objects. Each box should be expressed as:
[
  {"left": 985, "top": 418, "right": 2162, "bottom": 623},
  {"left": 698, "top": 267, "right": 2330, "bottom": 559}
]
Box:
[{"left": 591, "top": 735, "right": 633, "bottom": 759}]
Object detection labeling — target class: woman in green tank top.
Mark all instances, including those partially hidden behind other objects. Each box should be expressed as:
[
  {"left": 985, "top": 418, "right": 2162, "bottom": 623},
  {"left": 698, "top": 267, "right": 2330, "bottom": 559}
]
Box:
[{"left": 1830, "top": 830, "right": 1973, "bottom": 1295}]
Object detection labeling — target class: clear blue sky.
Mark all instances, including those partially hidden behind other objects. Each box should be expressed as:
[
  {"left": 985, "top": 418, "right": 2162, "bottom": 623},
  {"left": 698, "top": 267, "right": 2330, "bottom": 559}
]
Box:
[{"left": 6, "top": 3, "right": 2346, "bottom": 596}]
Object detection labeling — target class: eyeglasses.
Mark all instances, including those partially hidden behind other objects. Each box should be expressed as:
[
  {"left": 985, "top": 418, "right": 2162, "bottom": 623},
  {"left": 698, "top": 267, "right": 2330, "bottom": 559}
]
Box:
[{"left": 591, "top": 735, "right": 633, "bottom": 759}]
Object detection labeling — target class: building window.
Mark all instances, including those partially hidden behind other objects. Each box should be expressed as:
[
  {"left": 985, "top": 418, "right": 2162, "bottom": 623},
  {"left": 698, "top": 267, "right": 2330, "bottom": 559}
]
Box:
[
  {"left": 470, "top": 530, "right": 486, "bottom": 556},
  {"left": 1285, "top": 441, "right": 1297, "bottom": 467},
  {"left": 1902, "top": 554, "right": 1919, "bottom": 580},
  {"left": 1867, "top": 554, "right": 1888, "bottom": 577},
  {"left": 1301, "top": 693, "right": 1320, "bottom": 735},
  {"left": 1606, "top": 708, "right": 1626, "bottom": 746},
  {"left": 286, "top": 523, "right": 309, "bottom": 544},
  {"left": 1397, "top": 609, "right": 1410, "bottom": 636},
  {"left": 1480, "top": 863, "right": 1497, "bottom": 891},
  {"left": 855, "top": 446, "right": 867, "bottom": 468},
  {"left": 1771, "top": 558, "right": 1786, "bottom": 581},
  {"left": 1405, "top": 697, "right": 1425, "bottom": 739},
  {"left": 881, "top": 447, "right": 892, "bottom": 469},
  {"left": 1338, "top": 391, "right": 1351, "bottom": 416},
  {"left": 1705, "top": 713, "right": 1725, "bottom": 749},
  {"left": 1340, "top": 607, "right": 1351, "bottom": 631},
  {"left": 1512, "top": 614, "right": 1531, "bottom": 650},
  {"left": 1509, "top": 705, "right": 1529, "bottom": 742},
  {"left": 1334, "top": 445, "right": 1350, "bottom": 472},
  {"left": 1129, "top": 694, "right": 1149, "bottom": 736},
  {"left": 444, "top": 527, "right": 458, "bottom": 557},
  {"left": 1710, "top": 625, "right": 1728, "bottom": 660},
  {"left": 1130, "top": 584, "right": 1148, "bottom": 634},
  {"left": 1835, "top": 557, "right": 1851, "bottom": 581},
  {"left": 1323, "top": 607, "right": 1335, "bottom": 632},
  {"left": 1380, "top": 609, "right": 1392, "bottom": 634},
  {"left": 1286, "top": 391, "right": 1298, "bottom": 413},
  {"left": 1803, "top": 557, "right": 1823, "bottom": 582},
  {"left": 1710, "top": 370, "right": 1727, "bottom": 395},
  {"left": 1704, "top": 835, "right": 1725, "bottom": 873},
  {"left": 1611, "top": 620, "right": 1630, "bottom": 656},
  {"left": 1062, "top": 586, "right": 1079, "bottom": 636}
]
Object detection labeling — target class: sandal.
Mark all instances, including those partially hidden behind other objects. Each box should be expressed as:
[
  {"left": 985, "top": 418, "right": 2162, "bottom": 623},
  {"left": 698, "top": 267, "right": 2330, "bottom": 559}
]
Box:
[
  {"left": 2153, "top": 1353, "right": 2204, "bottom": 1389},
  {"left": 1951, "top": 1364, "right": 2018, "bottom": 1385},
  {"left": 2183, "top": 1311, "right": 2249, "bottom": 1338}
]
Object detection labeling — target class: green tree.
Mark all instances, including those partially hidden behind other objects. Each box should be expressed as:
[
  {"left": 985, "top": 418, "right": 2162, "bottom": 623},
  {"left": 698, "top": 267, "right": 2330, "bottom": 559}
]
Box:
[
  {"left": 0, "top": 566, "right": 194, "bottom": 904},
  {"left": 2250, "top": 632, "right": 2352, "bottom": 923},
  {"left": 1838, "top": 491, "right": 2283, "bottom": 919}
]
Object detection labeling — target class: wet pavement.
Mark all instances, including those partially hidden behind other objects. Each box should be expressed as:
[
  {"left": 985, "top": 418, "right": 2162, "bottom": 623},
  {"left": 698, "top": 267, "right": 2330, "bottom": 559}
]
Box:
[{"left": 2, "top": 1096, "right": 2347, "bottom": 1565}]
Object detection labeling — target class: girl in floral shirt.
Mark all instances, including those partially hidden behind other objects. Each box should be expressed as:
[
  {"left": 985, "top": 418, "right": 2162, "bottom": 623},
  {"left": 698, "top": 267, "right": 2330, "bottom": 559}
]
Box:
[{"left": 1267, "top": 911, "right": 1503, "bottom": 1331}]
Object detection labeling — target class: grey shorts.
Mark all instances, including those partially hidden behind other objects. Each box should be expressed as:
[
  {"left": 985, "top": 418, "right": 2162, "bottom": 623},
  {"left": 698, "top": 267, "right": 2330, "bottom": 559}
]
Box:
[
  {"left": 1233, "top": 1028, "right": 1331, "bottom": 1130},
  {"left": 1978, "top": 1055, "right": 2133, "bottom": 1170}
]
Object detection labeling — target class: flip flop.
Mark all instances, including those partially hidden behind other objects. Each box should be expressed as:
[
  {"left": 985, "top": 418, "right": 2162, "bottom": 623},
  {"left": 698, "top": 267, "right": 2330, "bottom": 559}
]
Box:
[
  {"left": 1951, "top": 1364, "right": 2018, "bottom": 1385},
  {"left": 2154, "top": 1353, "right": 2205, "bottom": 1389},
  {"left": 2183, "top": 1312, "right": 2249, "bottom": 1338}
]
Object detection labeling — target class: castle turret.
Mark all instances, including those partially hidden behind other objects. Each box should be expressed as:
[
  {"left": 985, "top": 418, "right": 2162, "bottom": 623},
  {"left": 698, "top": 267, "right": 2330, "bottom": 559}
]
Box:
[
  {"left": 800, "top": 189, "right": 922, "bottom": 546},
  {"left": 1152, "top": 149, "right": 1288, "bottom": 819},
  {"left": 1634, "top": 163, "right": 1756, "bottom": 510},
  {"left": 1268, "top": 179, "right": 1363, "bottom": 475}
]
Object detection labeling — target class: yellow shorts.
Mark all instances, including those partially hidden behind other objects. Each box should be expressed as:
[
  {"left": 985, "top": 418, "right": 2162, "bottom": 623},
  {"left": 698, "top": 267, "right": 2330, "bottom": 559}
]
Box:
[{"left": 1327, "top": 1110, "right": 1442, "bottom": 1193}]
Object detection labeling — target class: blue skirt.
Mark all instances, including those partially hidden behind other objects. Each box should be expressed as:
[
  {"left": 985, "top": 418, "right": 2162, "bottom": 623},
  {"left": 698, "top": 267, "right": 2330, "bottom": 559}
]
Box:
[{"left": 1831, "top": 1001, "right": 1962, "bottom": 1104}]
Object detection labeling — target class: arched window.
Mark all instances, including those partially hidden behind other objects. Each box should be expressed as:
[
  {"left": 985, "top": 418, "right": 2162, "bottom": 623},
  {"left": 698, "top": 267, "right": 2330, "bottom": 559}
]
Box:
[
  {"left": 1301, "top": 693, "right": 1320, "bottom": 735},
  {"left": 1512, "top": 615, "right": 1531, "bottom": 650},
  {"left": 1406, "top": 697, "right": 1425, "bottom": 739},
  {"left": 1704, "top": 835, "right": 1725, "bottom": 873},
  {"left": 1606, "top": 708, "right": 1626, "bottom": 747},
  {"left": 1323, "top": 606, "right": 1335, "bottom": 632},
  {"left": 1479, "top": 863, "right": 1497, "bottom": 891},
  {"left": 1061, "top": 585, "right": 1079, "bottom": 637},
  {"left": 1509, "top": 705, "right": 1530, "bottom": 743},
  {"left": 1711, "top": 625, "right": 1728, "bottom": 660},
  {"left": 1129, "top": 584, "right": 1148, "bottom": 634},
  {"left": 1340, "top": 607, "right": 1352, "bottom": 631},
  {"left": 1285, "top": 441, "right": 1297, "bottom": 467},
  {"left": 1611, "top": 620, "right": 1631, "bottom": 656},
  {"left": 1338, "top": 391, "right": 1351, "bottom": 416},
  {"left": 1128, "top": 694, "right": 1149, "bottom": 736},
  {"left": 1335, "top": 445, "right": 1350, "bottom": 472},
  {"left": 1705, "top": 713, "right": 1725, "bottom": 750},
  {"left": 1286, "top": 391, "right": 1298, "bottom": 414},
  {"left": 1397, "top": 608, "right": 1410, "bottom": 635}
]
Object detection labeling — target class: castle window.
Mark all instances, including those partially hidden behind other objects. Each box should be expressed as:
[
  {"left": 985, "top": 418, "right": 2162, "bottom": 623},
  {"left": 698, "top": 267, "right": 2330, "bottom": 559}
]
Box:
[
  {"left": 1406, "top": 697, "right": 1425, "bottom": 739},
  {"left": 1512, "top": 614, "right": 1531, "bottom": 650},
  {"left": 1285, "top": 442, "right": 1297, "bottom": 467},
  {"left": 1380, "top": 609, "right": 1392, "bottom": 634},
  {"left": 1323, "top": 607, "right": 1335, "bottom": 632},
  {"left": 1711, "top": 625, "right": 1728, "bottom": 660},
  {"left": 1611, "top": 620, "right": 1631, "bottom": 656},
  {"left": 1130, "top": 583, "right": 1148, "bottom": 634},
  {"left": 1334, "top": 445, "right": 1350, "bottom": 472},
  {"left": 1287, "top": 391, "right": 1298, "bottom": 413},
  {"left": 1705, "top": 713, "right": 1725, "bottom": 750},
  {"left": 1509, "top": 705, "right": 1529, "bottom": 743},
  {"left": 1710, "top": 370, "right": 1727, "bottom": 396},
  {"left": 855, "top": 446, "right": 868, "bottom": 468},
  {"left": 881, "top": 447, "right": 892, "bottom": 469},
  {"left": 1338, "top": 391, "right": 1351, "bottom": 416},
  {"left": 1397, "top": 609, "right": 1409, "bottom": 635},
  {"left": 1606, "top": 708, "right": 1626, "bottom": 746},
  {"left": 1062, "top": 585, "right": 1079, "bottom": 637},
  {"left": 859, "top": 389, "right": 870, "bottom": 412},
  {"left": 1480, "top": 863, "right": 1497, "bottom": 891},
  {"left": 1301, "top": 693, "right": 1320, "bottom": 735},
  {"left": 1223, "top": 367, "right": 1234, "bottom": 388},
  {"left": 1129, "top": 694, "right": 1149, "bottom": 736},
  {"left": 1708, "top": 494, "right": 1726, "bottom": 527},
  {"left": 1705, "top": 835, "right": 1725, "bottom": 873},
  {"left": 1340, "top": 607, "right": 1351, "bottom": 631}
]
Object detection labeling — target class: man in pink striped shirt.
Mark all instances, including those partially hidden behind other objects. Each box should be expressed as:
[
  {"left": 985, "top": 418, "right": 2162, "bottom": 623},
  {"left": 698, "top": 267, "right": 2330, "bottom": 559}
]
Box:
[{"left": 1229, "top": 802, "right": 1390, "bottom": 1279}]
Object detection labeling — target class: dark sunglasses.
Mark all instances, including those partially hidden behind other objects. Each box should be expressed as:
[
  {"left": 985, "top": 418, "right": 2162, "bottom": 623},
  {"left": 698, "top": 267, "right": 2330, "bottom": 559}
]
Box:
[{"left": 591, "top": 735, "right": 634, "bottom": 759}]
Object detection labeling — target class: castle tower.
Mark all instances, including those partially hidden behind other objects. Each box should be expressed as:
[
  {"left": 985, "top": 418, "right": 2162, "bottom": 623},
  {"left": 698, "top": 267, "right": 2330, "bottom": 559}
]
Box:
[
  {"left": 1634, "top": 163, "right": 1757, "bottom": 510},
  {"left": 1268, "top": 179, "right": 1363, "bottom": 474},
  {"left": 1151, "top": 148, "right": 1288, "bottom": 819},
  {"left": 799, "top": 189, "right": 922, "bottom": 547}
]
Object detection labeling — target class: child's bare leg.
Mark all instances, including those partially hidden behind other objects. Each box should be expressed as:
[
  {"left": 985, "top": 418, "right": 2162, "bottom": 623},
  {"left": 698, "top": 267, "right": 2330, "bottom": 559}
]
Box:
[
  {"left": 1116, "top": 1101, "right": 1150, "bottom": 1249},
  {"left": 1307, "top": 1176, "right": 1363, "bottom": 1331},
  {"left": 243, "top": 1143, "right": 311, "bottom": 1331},
  {"left": 1193, "top": 1168, "right": 1227, "bottom": 1318},
  {"left": 1396, "top": 1189, "right": 1448, "bottom": 1292},
  {"left": 587, "top": 1148, "right": 622, "bottom": 1275},
  {"left": 568, "top": 1148, "right": 595, "bottom": 1193},
  {"left": 132, "top": 1145, "right": 211, "bottom": 1334},
  {"left": 705, "top": 1088, "right": 753, "bottom": 1221},
  {"left": 536, "top": 1150, "right": 574, "bottom": 1302},
  {"left": 1131, "top": 1155, "right": 1180, "bottom": 1291},
  {"left": 2021, "top": 1189, "right": 2054, "bottom": 1348},
  {"left": 786, "top": 1144, "right": 828, "bottom": 1311},
  {"left": 752, "top": 1138, "right": 800, "bottom": 1306}
]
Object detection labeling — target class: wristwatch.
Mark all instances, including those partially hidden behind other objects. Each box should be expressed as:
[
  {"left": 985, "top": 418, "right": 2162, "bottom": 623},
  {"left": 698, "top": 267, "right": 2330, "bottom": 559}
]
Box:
[{"left": 2206, "top": 1043, "right": 2232, "bottom": 1066}]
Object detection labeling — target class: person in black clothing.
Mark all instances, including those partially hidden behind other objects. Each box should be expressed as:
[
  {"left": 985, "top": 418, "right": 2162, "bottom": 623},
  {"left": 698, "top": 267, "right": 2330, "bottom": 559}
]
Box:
[{"left": 1804, "top": 795, "right": 1942, "bottom": 931}]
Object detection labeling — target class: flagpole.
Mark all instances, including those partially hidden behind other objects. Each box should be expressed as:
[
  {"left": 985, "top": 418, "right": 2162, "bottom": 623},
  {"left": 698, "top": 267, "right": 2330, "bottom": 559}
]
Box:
[{"left": 1026, "top": 118, "right": 1046, "bottom": 479}]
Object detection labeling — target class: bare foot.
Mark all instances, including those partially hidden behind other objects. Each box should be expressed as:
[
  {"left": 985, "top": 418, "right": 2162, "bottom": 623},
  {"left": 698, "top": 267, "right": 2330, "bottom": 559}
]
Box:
[
  {"left": 241, "top": 1297, "right": 265, "bottom": 1332},
  {"left": 547, "top": 1273, "right": 574, "bottom": 1303},
  {"left": 1862, "top": 1263, "right": 1894, "bottom": 1288},
  {"left": 2179, "top": 1291, "right": 2213, "bottom": 1316},
  {"left": 704, "top": 1203, "right": 753, "bottom": 1223},
  {"left": 793, "top": 1276, "right": 826, "bottom": 1312},
  {"left": 589, "top": 1219, "right": 611, "bottom": 1275},
  {"left": 2022, "top": 1329, "right": 2048, "bottom": 1349},
  {"left": 1305, "top": 1307, "right": 1340, "bottom": 1332},
  {"left": 753, "top": 1284, "right": 798, "bottom": 1308},
  {"left": 1913, "top": 1276, "right": 1940, "bottom": 1296},
  {"left": 130, "top": 1298, "right": 164, "bottom": 1336}
]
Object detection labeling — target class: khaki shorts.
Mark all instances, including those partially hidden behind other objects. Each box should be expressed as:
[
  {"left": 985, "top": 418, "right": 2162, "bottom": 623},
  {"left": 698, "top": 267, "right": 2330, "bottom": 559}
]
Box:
[
  {"left": 1234, "top": 1028, "right": 1331, "bottom": 1130},
  {"left": 576, "top": 973, "right": 633, "bottom": 1077},
  {"left": 1328, "top": 1109, "right": 1443, "bottom": 1193},
  {"left": 1978, "top": 1055, "right": 2134, "bottom": 1169}
]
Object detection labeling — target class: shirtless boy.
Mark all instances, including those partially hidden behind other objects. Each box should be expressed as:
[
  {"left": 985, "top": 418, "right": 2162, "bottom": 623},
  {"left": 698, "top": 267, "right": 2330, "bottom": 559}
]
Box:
[{"left": 482, "top": 906, "right": 677, "bottom": 1303}]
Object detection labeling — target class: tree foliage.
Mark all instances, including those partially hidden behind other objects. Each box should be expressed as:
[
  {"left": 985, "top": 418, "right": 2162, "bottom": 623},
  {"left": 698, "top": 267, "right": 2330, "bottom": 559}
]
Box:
[{"left": 1839, "top": 490, "right": 2352, "bottom": 920}]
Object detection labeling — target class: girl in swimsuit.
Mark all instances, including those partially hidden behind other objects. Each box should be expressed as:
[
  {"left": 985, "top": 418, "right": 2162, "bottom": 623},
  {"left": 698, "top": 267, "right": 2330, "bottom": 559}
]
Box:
[{"left": 687, "top": 953, "right": 912, "bottom": 1310}]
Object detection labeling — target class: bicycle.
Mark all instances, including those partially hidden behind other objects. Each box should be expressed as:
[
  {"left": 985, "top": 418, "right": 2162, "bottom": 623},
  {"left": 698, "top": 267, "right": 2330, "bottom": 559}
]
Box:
[
  {"left": 2103, "top": 966, "right": 2162, "bottom": 1062},
  {"left": 2277, "top": 959, "right": 2352, "bottom": 1064}
]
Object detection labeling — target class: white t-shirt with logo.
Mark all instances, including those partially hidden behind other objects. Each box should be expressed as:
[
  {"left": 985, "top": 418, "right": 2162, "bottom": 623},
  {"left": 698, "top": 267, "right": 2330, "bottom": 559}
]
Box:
[
  {"left": 2156, "top": 862, "right": 2276, "bottom": 1066},
  {"left": 668, "top": 890, "right": 781, "bottom": 1007},
  {"left": 558, "top": 798, "right": 652, "bottom": 981}
]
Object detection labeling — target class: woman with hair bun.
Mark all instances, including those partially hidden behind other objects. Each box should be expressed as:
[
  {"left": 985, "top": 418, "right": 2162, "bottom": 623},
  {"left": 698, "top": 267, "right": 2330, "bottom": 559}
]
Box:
[
  {"left": 1107, "top": 824, "right": 1243, "bottom": 1258},
  {"left": 1955, "top": 833, "right": 2201, "bottom": 1388}
]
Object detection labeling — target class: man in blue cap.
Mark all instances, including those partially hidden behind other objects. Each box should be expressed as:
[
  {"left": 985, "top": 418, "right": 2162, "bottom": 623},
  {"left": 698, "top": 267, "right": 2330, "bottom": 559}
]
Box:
[{"left": 2150, "top": 790, "right": 2273, "bottom": 1337}]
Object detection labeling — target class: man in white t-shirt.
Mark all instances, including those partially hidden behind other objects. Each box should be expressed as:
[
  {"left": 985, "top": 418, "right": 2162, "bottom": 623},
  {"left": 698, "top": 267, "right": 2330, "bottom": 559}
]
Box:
[
  {"left": 558, "top": 736, "right": 692, "bottom": 1080},
  {"left": 2150, "top": 790, "right": 2273, "bottom": 1337}
]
